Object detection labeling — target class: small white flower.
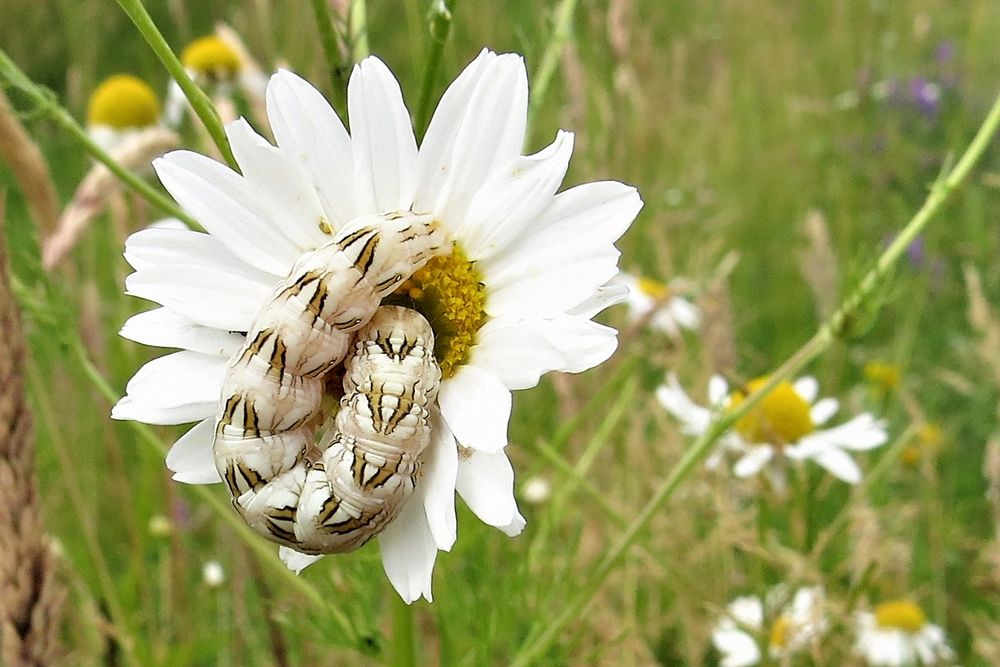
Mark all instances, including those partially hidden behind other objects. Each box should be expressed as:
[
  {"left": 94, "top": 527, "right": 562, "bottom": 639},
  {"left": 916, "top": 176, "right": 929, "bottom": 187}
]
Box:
[
  {"left": 520, "top": 476, "right": 552, "bottom": 505},
  {"left": 657, "top": 374, "right": 888, "bottom": 484},
  {"left": 618, "top": 272, "right": 699, "bottom": 339},
  {"left": 165, "top": 32, "right": 269, "bottom": 127},
  {"left": 113, "top": 50, "right": 640, "bottom": 602},
  {"left": 202, "top": 560, "right": 226, "bottom": 588},
  {"left": 713, "top": 586, "right": 826, "bottom": 666},
  {"left": 855, "top": 601, "right": 955, "bottom": 665}
]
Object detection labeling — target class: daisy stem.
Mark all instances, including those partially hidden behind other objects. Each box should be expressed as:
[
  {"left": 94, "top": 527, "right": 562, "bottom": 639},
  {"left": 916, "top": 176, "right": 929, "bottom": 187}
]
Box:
[
  {"left": 511, "top": 89, "right": 1000, "bottom": 667},
  {"left": 113, "top": 0, "right": 238, "bottom": 170},
  {"left": 414, "top": 0, "right": 455, "bottom": 139},
  {"left": 349, "top": 0, "right": 370, "bottom": 61},
  {"left": 390, "top": 593, "right": 418, "bottom": 667},
  {"left": 67, "top": 336, "right": 363, "bottom": 650},
  {"left": 310, "top": 0, "right": 348, "bottom": 110},
  {"left": 528, "top": 0, "right": 578, "bottom": 125},
  {"left": 0, "top": 47, "right": 196, "bottom": 227}
]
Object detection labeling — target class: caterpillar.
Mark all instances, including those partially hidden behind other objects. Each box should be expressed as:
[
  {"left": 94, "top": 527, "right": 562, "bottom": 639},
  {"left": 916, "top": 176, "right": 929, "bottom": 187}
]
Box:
[{"left": 213, "top": 211, "right": 445, "bottom": 553}]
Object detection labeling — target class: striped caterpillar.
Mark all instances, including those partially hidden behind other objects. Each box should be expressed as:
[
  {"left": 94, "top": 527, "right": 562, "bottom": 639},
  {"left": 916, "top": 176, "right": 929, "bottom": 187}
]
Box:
[{"left": 213, "top": 211, "right": 445, "bottom": 554}]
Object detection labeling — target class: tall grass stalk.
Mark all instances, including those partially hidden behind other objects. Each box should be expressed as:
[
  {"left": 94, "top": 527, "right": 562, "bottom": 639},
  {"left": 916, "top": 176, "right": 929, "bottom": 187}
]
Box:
[
  {"left": 310, "top": 0, "right": 347, "bottom": 112},
  {"left": 113, "top": 0, "right": 237, "bottom": 169},
  {"left": 511, "top": 88, "right": 1000, "bottom": 666},
  {"left": 528, "top": 0, "right": 578, "bottom": 125},
  {"left": 414, "top": 0, "right": 455, "bottom": 139}
]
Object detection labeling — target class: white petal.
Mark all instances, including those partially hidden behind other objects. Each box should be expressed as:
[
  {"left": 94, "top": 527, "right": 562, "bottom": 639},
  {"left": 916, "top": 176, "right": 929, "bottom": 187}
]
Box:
[
  {"left": 455, "top": 448, "right": 523, "bottom": 534},
  {"left": 438, "top": 365, "right": 511, "bottom": 452},
  {"left": 165, "top": 418, "right": 222, "bottom": 483},
  {"left": 793, "top": 376, "right": 819, "bottom": 403},
  {"left": 415, "top": 51, "right": 527, "bottom": 226},
  {"left": 461, "top": 131, "right": 574, "bottom": 261},
  {"left": 793, "top": 444, "right": 861, "bottom": 484},
  {"left": 378, "top": 496, "right": 438, "bottom": 603},
  {"left": 421, "top": 413, "right": 458, "bottom": 550},
  {"left": 733, "top": 446, "right": 774, "bottom": 477},
  {"left": 799, "top": 414, "right": 889, "bottom": 452},
  {"left": 708, "top": 375, "right": 730, "bottom": 406},
  {"left": 712, "top": 630, "right": 761, "bottom": 667},
  {"left": 279, "top": 547, "right": 324, "bottom": 573},
  {"left": 347, "top": 57, "right": 417, "bottom": 214},
  {"left": 666, "top": 297, "right": 701, "bottom": 330},
  {"left": 153, "top": 152, "right": 299, "bottom": 275},
  {"left": 125, "top": 266, "right": 273, "bottom": 333},
  {"left": 810, "top": 397, "right": 839, "bottom": 425},
  {"left": 124, "top": 226, "right": 277, "bottom": 285},
  {"left": 266, "top": 69, "right": 358, "bottom": 227},
  {"left": 569, "top": 282, "right": 629, "bottom": 319},
  {"left": 656, "top": 374, "right": 712, "bottom": 435},
  {"left": 471, "top": 319, "right": 574, "bottom": 391},
  {"left": 484, "top": 181, "right": 642, "bottom": 315},
  {"left": 225, "top": 118, "right": 330, "bottom": 249},
  {"left": 120, "top": 308, "right": 245, "bottom": 358},
  {"left": 111, "top": 351, "right": 225, "bottom": 425}
]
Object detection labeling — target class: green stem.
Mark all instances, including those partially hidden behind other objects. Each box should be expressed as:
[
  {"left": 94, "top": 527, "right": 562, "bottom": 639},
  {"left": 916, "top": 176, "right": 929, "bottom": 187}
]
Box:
[
  {"left": 390, "top": 593, "right": 417, "bottom": 667},
  {"left": 414, "top": 0, "right": 455, "bottom": 139},
  {"left": 113, "top": 0, "right": 237, "bottom": 169},
  {"left": 528, "top": 0, "right": 578, "bottom": 124},
  {"left": 0, "top": 47, "right": 195, "bottom": 226},
  {"left": 349, "top": 0, "right": 370, "bottom": 61},
  {"left": 510, "top": 89, "right": 1000, "bottom": 667},
  {"left": 310, "top": 0, "right": 348, "bottom": 112}
]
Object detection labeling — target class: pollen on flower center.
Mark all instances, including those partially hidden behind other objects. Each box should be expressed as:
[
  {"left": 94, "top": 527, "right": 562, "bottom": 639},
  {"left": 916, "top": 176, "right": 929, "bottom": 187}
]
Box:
[
  {"left": 874, "top": 601, "right": 926, "bottom": 633},
  {"left": 729, "top": 377, "right": 814, "bottom": 444},
  {"left": 768, "top": 615, "right": 792, "bottom": 649},
  {"left": 392, "top": 243, "right": 487, "bottom": 379},
  {"left": 637, "top": 276, "right": 669, "bottom": 300},
  {"left": 182, "top": 36, "right": 242, "bottom": 81},
  {"left": 87, "top": 75, "right": 160, "bottom": 129}
]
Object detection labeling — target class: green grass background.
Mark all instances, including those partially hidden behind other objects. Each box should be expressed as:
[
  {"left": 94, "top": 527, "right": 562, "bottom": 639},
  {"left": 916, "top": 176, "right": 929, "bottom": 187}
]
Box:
[{"left": 3, "top": 0, "right": 1000, "bottom": 664}]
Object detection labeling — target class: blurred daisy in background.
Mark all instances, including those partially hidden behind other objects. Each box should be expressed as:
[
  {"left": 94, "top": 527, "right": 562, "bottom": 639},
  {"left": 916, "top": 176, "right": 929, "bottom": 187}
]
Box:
[
  {"left": 86, "top": 74, "right": 161, "bottom": 152},
  {"left": 201, "top": 560, "right": 226, "bottom": 589},
  {"left": 618, "top": 271, "right": 699, "bottom": 339},
  {"left": 712, "top": 586, "right": 826, "bottom": 666},
  {"left": 657, "top": 374, "right": 888, "bottom": 485},
  {"left": 44, "top": 75, "right": 178, "bottom": 270},
  {"left": 855, "top": 600, "right": 954, "bottom": 665},
  {"left": 165, "top": 28, "right": 269, "bottom": 127},
  {"left": 113, "top": 49, "right": 640, "bottom": 602}
]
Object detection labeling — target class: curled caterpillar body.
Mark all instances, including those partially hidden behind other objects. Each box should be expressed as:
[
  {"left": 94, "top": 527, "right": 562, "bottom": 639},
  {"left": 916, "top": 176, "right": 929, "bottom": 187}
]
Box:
[{"left": 213, "top": 211, "right": 445, "bottom": 553}]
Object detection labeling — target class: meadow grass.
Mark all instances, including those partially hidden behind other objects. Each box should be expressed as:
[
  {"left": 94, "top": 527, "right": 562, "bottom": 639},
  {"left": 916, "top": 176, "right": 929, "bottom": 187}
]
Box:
[{"left": 2, "top": 0, "right": 1000, "bottom": 664}]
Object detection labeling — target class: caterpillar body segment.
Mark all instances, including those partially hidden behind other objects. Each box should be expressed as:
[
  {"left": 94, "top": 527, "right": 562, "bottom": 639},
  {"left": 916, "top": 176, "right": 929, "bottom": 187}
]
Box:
[{"left": 213, "top": 210, "right": 445, "bottom": 554}]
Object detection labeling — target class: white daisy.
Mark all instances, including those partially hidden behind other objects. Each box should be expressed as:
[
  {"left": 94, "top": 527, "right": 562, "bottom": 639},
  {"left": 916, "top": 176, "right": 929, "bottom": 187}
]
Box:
[
  {"left": 87, "top": 74, "right": 162, "bottom": 153},
  {"left": 165, "top": 32, "right": 269, "bottom": 127},
  {"left": 713, "top": 586, "right": 826, "bottom": 666},
  {"left": 112, "top": 50, "right": 641, "bottom": 602},
  {"left": 657, "top": 373, "right": 888, "bottom": 484},
  {"left": 855, "top": 600, "right": 955, "bottom": 665},
  {"left": 619, "top": 272, "right": 699, "bottom": 338}
]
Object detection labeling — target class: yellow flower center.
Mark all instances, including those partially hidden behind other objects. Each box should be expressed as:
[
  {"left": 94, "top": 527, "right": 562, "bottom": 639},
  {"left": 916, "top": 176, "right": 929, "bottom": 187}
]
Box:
[
  {"left": 181, "top": 36, "right": 242, "bottom": 80},
  {"left": 393, "top": 244, "right": 487, "bottom": 379},
  {"left": 768, "top": 615, "right": 792, "bottom": 649},
  {"left": 874, "top": 601, "right": 926, "bottom": 633},
  {"left": 729, "top": 377, "right": 815, "bottom": 444},
  {"left": 636, "top": 276, "right": 669, "bottom": 300},
  {"left": 87, "top": 75, "right": 160, "bottom": 129},
  {"left": 864, "top": 361, "right": 901, "bottom": 392}
]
